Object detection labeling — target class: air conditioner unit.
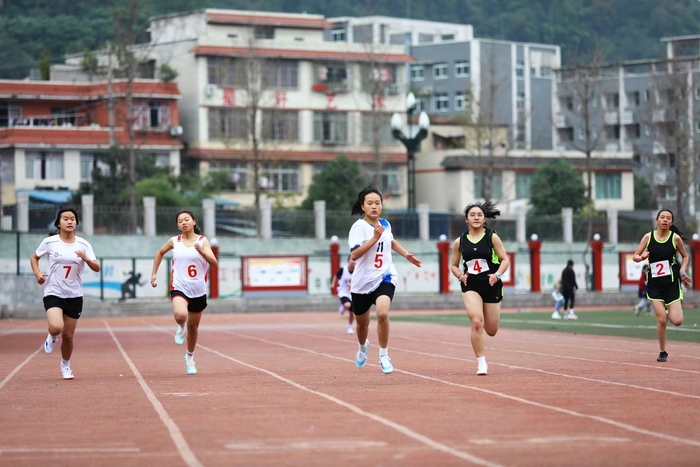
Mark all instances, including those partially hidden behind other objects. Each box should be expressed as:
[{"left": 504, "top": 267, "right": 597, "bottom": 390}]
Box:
[
  {"left": 169, "top": 125, "right": 184, "bottom": 136},
  {"left": 204, "top": 84, "right": 217, "bottom": 98}
]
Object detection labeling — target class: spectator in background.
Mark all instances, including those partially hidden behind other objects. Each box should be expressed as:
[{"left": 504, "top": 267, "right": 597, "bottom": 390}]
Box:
[
  {"left": 331, "top": 256, "right": 356, "bottom": 335},
  {"left": 554, "top": 259, "right": 578, "bottom": 320},
  {"left": 634, "top": 264, "right": 652, "bottom": 315},
  {"left": 551, "top": 278, "right": 565, "bottom": 319}
]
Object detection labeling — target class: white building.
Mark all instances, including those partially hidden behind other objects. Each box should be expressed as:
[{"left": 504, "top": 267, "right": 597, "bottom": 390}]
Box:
[{"left": 326, "top": 16, "right": 473, "bottom": 46}]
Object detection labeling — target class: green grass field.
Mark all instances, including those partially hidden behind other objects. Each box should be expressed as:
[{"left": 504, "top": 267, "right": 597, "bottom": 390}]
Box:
[{"left": 392, "top": 308, "right": 700, "bottom": 343}]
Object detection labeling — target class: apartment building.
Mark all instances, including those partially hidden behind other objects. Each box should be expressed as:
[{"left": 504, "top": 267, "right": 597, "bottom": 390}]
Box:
[
  {"left": 0, "top": 80, "right": 182, "bottom": 207},
  {"left": 554, "top": 35, "right": 700, "bottom": 214},
  {"left": 59, "top": 9, "right": 415, "bottom": 209},
  {"left": 326, "top": 16, "right": 473, "bottom": 46}
]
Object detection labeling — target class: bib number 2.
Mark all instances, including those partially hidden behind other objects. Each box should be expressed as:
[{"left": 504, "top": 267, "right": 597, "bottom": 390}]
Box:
[
  {"left": 465, "top": 258, "right": 489, "bottom": 275},
  {"left": 650, "top": 260, "right": 671, "bottom": 278}
]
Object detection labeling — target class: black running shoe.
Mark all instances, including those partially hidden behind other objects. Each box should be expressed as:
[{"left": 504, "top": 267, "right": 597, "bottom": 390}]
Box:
[{"left": 657, "top": 351, "right": 668, "bottom": 362}]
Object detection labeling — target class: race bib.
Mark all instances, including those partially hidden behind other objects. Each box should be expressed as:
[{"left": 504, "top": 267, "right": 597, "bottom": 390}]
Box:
[
  {"left": 650, "top": 260, "right": 671, "bottom": 278},
  {"left": 465, "top": 258, "right": 489, "bottom": 275}
]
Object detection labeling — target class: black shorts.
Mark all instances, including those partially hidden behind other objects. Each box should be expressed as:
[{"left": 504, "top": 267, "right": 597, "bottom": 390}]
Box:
[
  {"left": 339, "top": 296, "right": 353, "bottom": 310},
  {"left": 460, "top": 278, "right": 503, "bottom": 303},
  {"left": 43, "top": 295, "right": 83, "bottom": 319},
  {"left": 351, "top": 282, "right": 395, "bottom": 316},
  {"left": 647, "top": 280, "right": 683, "bottom": 305},
  {"left": 170, "top": 290, "right": 208, "bottom": 313}
]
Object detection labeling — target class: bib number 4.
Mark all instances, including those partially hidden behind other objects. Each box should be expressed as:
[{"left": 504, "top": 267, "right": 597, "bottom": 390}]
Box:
[{"left": 465, "top": 258, "right": 489, "bottom": 275}]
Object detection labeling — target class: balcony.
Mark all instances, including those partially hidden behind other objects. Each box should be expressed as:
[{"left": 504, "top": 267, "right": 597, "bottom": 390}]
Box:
[
  {"left": 604, "top": 111, "right": 619, "bottom": 125},
  {"left": 555, "top": 114, "right": 566, "bottom": 128},
  {"left": 620, "top": 110, "right": 634, "bottom": 125}
]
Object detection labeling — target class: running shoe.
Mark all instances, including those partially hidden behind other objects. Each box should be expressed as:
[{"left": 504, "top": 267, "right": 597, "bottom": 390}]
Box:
[
  {"left": 60, "top": 363, "right": 74, "bottom": 380},
  {"left": 355, "top": 340, "right": 369, "bottom": 368},
  {"left": 477, "top": 362, "right": 488, "bottom": 376},
  {"left": 174, "top": 325, "right": 186, "bottom": 345},
  {"left": 338, "top": 304, "right": 345, "bottom": 315},
  {"left": 565, "top": 311, "right": 579, "bottom": 320},
  {"left": 379, "top": 354, "right": 393, "bottom": 374},
  {"left": 346, "top": 325, "right": 354, "bottom": 335},
  {"left": 657, "top": 351, "right": 668, "bottom": 362},
  {"left": 184, "top": 354, "right": 197, "bottom": 375},
  {"left": 44, "top": 333, "right": 57, "bottom": 354},
  {"left": 551, "top": 311, "right": 562, "bottom": 320}
]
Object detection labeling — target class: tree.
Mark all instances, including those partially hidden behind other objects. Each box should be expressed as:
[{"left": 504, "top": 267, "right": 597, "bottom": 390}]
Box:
[
  {"left": 38, "top": 49, "right": 51, "bottom": 80},
  {"left": 638, "top": 53, "right": 699, "bottom": 229},
  {"left": 300, "top": 155, "right": 366, "bottom": 210},
  {"left": 634, "top": 174, "right": 657, "bottom": 210},
  {"left": 529, "top": 159, "right": 587, "bottom": 215},
  {"left": 158, "top": 62, "right": 178, "bottom": 82}
]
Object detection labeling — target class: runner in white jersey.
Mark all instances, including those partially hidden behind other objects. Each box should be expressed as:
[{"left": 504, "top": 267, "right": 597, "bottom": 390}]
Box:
[
  {"left": 30, "top": 208, "right": 100, "bottom": 380},
  {"left": 151, "top": 210, "right": 218, "bottom": 375},
  {"left": 330, "top": 256, "right": 355, "bottom": 334},
  {"left": 348, "top": 186, "right": 421, "bottom": 375}
]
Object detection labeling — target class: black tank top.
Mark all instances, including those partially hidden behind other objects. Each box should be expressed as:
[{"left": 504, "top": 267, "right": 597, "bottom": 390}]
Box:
[
  {"left": 645, "top": 230, "right": 678, "bottom": 284},
  {"left": 459, "top": 228, "right": 500, "bottom": 280}
]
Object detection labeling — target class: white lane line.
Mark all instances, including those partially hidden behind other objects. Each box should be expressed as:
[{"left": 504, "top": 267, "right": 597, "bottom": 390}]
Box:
[
  {"left": 499, "top": 318, "right": 700, "bottom": 333},
  {"left": 231, "top": 331, "right": 700, "bottom": 448},
  {"left": 390, "top": 333, "right": 700, "bottom": 375},
  {"left": 197, "top": 342, "right": 504, "bottom": 467},
  {"left": 0, "top": 447, "right": 140, "bottom": 453},
  {"left": 0, "top": 347, "right": 41, "bottom": 390},
  {"left": 278, "top": 330, "right": 700, "bottom": 399},
  {"left": 103, "top": 321, "right": 205, "bottom": 467}
]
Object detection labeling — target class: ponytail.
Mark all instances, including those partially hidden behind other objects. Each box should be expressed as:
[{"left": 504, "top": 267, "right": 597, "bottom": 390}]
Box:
[
  {"left": 464, "top": 201, "right": 501, "bottom": 220},
  {"left": 656, "top": 209, "right": 685, "bottom": 241}
]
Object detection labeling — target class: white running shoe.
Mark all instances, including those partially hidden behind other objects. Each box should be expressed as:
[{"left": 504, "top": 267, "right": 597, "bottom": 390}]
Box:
[
  {"left": 355, "top": 340, "right": 369, "bottom": 368},
  {"left": 565, "top": 311, "right": 579, "bottom": 320},
  {"left": 477, "top": 362, "right": 488, "bottom": 376},
  {"left": 184, "top": 354, "right": 196, "bottom": 375},
  {"left": 379, "top": 355, "right": 393, "bottom": 374},
  {"left": 338, "top": 304, "right": 345, "bottom": 315},
  {"left": 346, "top": 325, "right": 354, "bottom": 335},
  {"left": 60, "top": 363, "right": 74, "bottom": 380},
  {"left": 174, "top": 325, "right": 186, "bottom": 345},
  {"left": 44, "top": 333, "right": 57, "bottom": 354},
  {"left": 551, "top": 311, "right": 562, "bottom": 320}
]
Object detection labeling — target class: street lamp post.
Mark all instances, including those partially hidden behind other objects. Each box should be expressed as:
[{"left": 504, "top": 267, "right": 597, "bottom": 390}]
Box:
[{"left": 391, "top": 92, "right": 430, "bottom": 211}]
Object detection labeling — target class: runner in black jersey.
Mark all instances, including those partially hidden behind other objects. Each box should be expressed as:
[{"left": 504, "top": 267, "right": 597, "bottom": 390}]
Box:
[
  {"left": 450, "top": 201, "right": 510, "bottom": 376},
  {"left": 633, "top": 209, "right": 692, "bottom": 362}
]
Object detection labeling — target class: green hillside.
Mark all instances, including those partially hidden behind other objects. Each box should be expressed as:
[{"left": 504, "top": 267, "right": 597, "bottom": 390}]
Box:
[{"left": 2, "top": 0, "right": 700, "bottom": 79}]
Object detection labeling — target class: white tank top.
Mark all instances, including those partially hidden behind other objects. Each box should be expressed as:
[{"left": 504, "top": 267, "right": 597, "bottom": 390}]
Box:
[{"left": 170, "top": 235, "right": 208, "bottom": 298}]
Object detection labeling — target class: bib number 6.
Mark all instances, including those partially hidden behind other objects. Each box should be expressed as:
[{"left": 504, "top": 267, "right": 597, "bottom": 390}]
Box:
[{"left": 187, "top": 264, "right": 197, "bottom": 278}]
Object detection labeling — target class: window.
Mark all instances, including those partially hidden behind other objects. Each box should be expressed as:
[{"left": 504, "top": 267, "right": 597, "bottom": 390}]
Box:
[
  {"left": 364, "top": 165, "right": 400, "bottom": 194},
  {"left": 263, "top": 61, "right": 298, "bottom": 89},
  {"left": 433, "top": 92, "right": 449, "bottom": 112},
  {"left": 208, "top": 108, "right": 247, "bottom": 140},
  {"left": 362, "top": 114, "right": 395, "bottom": 144},
  {"left": 0, "top": 100, "right": 21, "bottom": 127},
  {"left": 516, "top": 60, "right": 525, "bottom": 78},
  {"left": 418, "top": 33, "right": 434, "bottom": 44},
  {"left": 314, "top": 62, "right": 349, "bottom": 92},
  {"left": 563, "top": 96, "right": 574, "bottom": 111},
  {"left": 577, "top": 128, "right": 584, "bottom": 140},
  {"left": 695, "top": 87, "right": 700, "bottom": 100},
  {"left": 254, "top": 26, "right": 275, "bottom": 39},
  {"left": 606, "top": 93, "right": 619, "bottom": 109},
  {"left": 644, "top": 124, "right": 651, "bottom": 136},
  {"left": 441, "top": 34, "right": 455, "bottom": 41},
  {"left": 25, "top": 151, "right": 64, "bottom": 180},
  {"left": 331, "top": 27, "right": 346, "bottom": 42},
  {"left": 362, "top": 65, "right": 396, "bottom": 91},
  {"left": 80, "top": 153, "right": 112, "bottom": 182},
  {"left": 644, "top": 89, "right": 650, "bottom": 102},
  {"left": 595, "top": 173, "right": 622, "bottom": 199},
  {"left": 313, "top": 112, "right": 348, "bottom": 144},
  {"left": 559, "top": 127, "right": 574, "bottom": 141},
  {"left": 455, "top": 92, "right": 467, "bottom": 111},
  {"left": 262, "top": 110, "right": 299, "bottom": 141},
  {"left": 630, "top": 123, "right": 641, "bottom": 138},
  {"left": 515, "top": 172, "right": 532, "bottom": 199},
  {"left": 433, "top": 63, "right": 448, "bottom": 79},
  {"left": 455, "top": 61, "right": 470, "bottom": 78},
  {"left": 517, "top": 92, "right": 525, "bottom": 110},
  {"left": 540, "top": 67, "right": 552, "bottom": 77},
  {"left": 410, "top": 65, "right": 425, "bottom": 81},
  {"left": 630, "top": 91, "right": 640, "bottom": 107},
  {"left": 208, "top": 57, "right": 244, "bottom": 87},
  {"left": 261, "top": 163, "right": 299, "bottom": 192},
  {"left": 696, "top": 121, "right": 700, "bottom": 133},
  {"left": 210, "top": 162, "right": 248, "bottom": 191},
  {"left": 606, "top": 124, "right": 621, "bottom": 140},
  {"left": 131, "top": 100, "right": 170, "bottom": 130},
  {"left": 473, "top": 172, "right": 502, "bottom": 199}
]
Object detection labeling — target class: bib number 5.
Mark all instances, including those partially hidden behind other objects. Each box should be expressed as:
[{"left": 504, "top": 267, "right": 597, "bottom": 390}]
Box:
[{"left": 374, "top": 254, "right": 383, "bottom": 269}]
